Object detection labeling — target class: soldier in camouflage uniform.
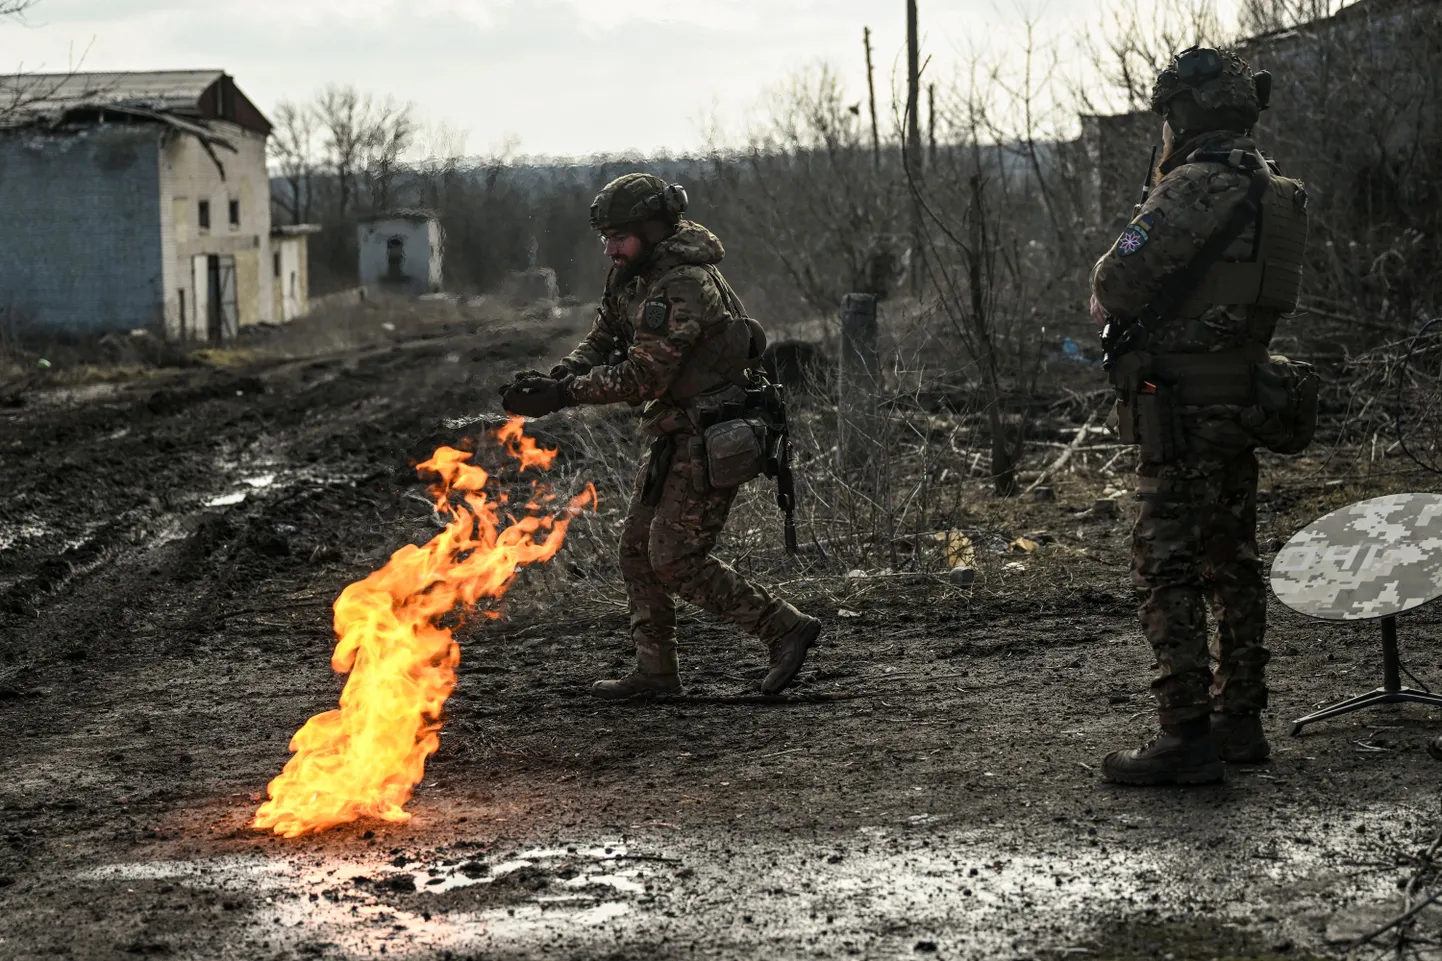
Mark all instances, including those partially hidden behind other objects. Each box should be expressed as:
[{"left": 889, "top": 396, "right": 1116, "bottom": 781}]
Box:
[
  {"left": 500, "top": 173, "right": 821, "bottom": 699},
  {"left": 1090, "top": 48, "right": 1310, "bottom": 784}
]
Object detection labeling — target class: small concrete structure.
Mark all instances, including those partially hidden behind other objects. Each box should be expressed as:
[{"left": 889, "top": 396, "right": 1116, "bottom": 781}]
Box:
[
  {"left": 357, "top": 210, "right": 443, "bottom": 296},
  {"left": 270, "top": 223, "right": 321, "bottom": 323},
  {"left": 0, "top": 70, "right": 303, "bottom": 341}
]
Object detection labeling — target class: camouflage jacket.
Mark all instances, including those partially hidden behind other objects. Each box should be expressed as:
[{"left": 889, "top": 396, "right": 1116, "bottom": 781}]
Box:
[
  {"left": 1090, "top": 131, "right": 1282, "bottom": 353},
  {"left": 558, "top": 221, "right": 755, "bottom": 434}
]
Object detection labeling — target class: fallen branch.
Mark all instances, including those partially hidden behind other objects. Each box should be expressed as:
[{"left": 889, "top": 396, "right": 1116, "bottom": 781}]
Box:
[{"left": 1023, "top": 408, "right": 1101, "bottom": 496}]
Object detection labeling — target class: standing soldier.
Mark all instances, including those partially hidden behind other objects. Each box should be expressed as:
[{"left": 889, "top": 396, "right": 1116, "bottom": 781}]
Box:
[
  {"left": 500, "top": 173, "right": 821, "bottom": 699},
  {"left": 1090, "top": 47, "right": 1316, "bottom": 784}
]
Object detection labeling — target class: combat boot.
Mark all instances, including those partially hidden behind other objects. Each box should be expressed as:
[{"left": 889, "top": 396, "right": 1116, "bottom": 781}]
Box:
[
  {"left": 591, "top": 645, "right": 681, "bottom": 700},
  {"left": 1101, "top": 717, "right": 1224, "bottom": 786},
  {"left": 1211, "top": 712, "right": 1270, "bottom": 763},
  {"left": 760, "top": 612, "right": 821, "bottom": 695}
]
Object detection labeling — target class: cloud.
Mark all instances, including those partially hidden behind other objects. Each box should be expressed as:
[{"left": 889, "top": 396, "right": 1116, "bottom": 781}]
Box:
[{"left": 5, "top": 0, "right": 1249, "bottom": 157}]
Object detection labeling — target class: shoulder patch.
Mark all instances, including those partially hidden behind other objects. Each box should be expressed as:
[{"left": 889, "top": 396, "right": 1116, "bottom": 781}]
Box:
[
  {"left": 1114, "top": 214, "right": 1155, "bottom": 257},
  {"left": 641, "top": 299, "right": 669, "bottom": 331}
]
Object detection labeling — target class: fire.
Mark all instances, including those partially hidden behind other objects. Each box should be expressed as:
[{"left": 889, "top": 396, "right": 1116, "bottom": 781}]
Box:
[{"left": 253, "top": 416, "right": 594, "bottom": 838}]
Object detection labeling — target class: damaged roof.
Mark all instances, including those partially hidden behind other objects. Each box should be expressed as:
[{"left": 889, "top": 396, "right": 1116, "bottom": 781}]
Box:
[{"left": 0, "top": 69, "right": 273, "bottom": 136}]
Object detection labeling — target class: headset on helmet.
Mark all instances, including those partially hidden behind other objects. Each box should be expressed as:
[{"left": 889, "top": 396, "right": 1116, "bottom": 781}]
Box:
[
  {"left": 1150, "top": 45, "right": 1271, "bottom": 129},
  {"left": 589, "top": 174, "right": 690, "bottom": 231}
]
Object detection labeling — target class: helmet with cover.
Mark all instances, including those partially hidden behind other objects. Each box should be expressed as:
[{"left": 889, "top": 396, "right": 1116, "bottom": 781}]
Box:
[
  {"left": 588, "top": 173, "right": 690, "bottom": 231},
  {"left": 1150, "top": 46, "right": 1270, "bottom": 133}
]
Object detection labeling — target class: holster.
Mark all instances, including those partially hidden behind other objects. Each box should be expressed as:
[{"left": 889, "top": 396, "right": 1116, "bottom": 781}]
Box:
[
  {"left": 641, "top": 436, "right": 677, "bottom": 508},
  {"left": 1108, "top": 350, "right": 1185, "bottom": 464}
]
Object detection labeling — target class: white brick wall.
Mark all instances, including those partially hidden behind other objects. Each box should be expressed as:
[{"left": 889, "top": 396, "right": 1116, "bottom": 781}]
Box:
[{"left": 0, "top": 126, "right": 165, "bottom": 334}]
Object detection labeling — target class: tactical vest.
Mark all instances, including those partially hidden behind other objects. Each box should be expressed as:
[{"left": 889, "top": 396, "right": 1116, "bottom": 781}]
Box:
[
  {"left": 661, "top": 264, "right": 766, "bottom": 407},
  {"left": 1175, "top": 158, "right": 1309, "bottom": 319}
]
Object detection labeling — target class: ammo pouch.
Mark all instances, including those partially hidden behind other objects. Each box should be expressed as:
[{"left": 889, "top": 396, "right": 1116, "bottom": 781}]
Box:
[
  {"left": 703, "top": 418, "right": 767, "bottom": 489},
  {"left": 1109, "top": 350, "right": 1187, "bottom": 464},
  {"left": 1240, "top": 355, "right": 1318, "bottom": 454}
]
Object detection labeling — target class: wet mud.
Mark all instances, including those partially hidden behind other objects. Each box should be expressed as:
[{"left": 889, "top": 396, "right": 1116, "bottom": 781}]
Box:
[{"left": 1, "top": 315, "right": 1439, "bottom": 960}]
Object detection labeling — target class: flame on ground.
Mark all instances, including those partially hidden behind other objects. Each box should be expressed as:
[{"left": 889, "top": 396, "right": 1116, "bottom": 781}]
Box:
[{"left": 253, "top": 416, "right": 595, "bottom": 839}]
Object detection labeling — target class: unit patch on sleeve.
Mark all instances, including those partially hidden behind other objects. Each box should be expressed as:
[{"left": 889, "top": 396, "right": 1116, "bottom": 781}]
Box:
[
  {"left": 1114, "top": 214, "right": 1155, "bottom": 257},
  {"left": 641, "top": 299, "right": 669, "bottom": 331}
]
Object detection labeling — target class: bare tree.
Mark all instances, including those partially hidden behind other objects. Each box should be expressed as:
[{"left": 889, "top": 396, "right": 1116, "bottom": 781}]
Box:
[
  {"left": 270, "top": 100, "right": 318, "bottom": 225},
  {"left": 1079, "top": 0, "right": 1230, "bottom": 114},
  {"left": 359, "top": 97, "right": 416, "bottom": 212},
  {"left": 0, "top": 1, "right": 38, "bottom": 20},
  {"left": 315, "top": 85, "right": 373, "bottom": 219},
  {"left": 1238, "top": 0, "right": 1346, "bottom": 35},
  {"left": 708, "top": 65, "right": 907, "bottom": 321}
]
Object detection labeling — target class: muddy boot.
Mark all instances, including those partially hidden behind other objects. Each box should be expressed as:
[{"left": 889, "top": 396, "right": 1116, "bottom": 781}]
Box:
[
  {"left": 1211, "top": 712, "right": 1270, "bottom": 764},
  {"left": 760, "top": 610, "right": 821, "bottom": 696},
  {"left": 590, "top": 645, "right": 681, "bottom": 700},
  {"left": 1429, "top": 736, "right": 1442, "bottom": 763},
  {"left": 1101, "top": 717, "right": 1224, "bottom": 786}
]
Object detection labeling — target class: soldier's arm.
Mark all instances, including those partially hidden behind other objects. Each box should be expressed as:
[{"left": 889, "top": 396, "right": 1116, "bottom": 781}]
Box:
[
  {"left": 1089, "top": 164, "right": 1249, "bottom": 322},
  {"left": 569, "top": 269, "right": 720, "bottom": 406},
  {"left": 553, "top": 307, "right": 619, "bottom": 376}
]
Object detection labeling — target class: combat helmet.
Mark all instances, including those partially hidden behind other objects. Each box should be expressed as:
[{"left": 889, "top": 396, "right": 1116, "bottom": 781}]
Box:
[
  {"left": 589, "top": 173, "right": 689, "bottom": 231},
  {"left": 1150, "top": 46, "right": 1271, "bottom": 133}
]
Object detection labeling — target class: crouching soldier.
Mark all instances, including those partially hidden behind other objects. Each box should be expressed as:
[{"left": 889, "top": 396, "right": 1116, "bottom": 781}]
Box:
[{"left": 500, "top": 173, "right": 821, "bottom": 699}]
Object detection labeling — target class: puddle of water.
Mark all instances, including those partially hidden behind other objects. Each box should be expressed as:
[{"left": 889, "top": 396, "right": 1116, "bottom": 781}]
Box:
[
  {"left": 204, "top": 492, "right": 247, "bottom": 507},
  {"left": 242, "top": 474, "right": 276, "bottom": 489}
]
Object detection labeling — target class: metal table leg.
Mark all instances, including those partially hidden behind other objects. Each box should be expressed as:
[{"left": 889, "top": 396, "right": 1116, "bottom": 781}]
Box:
[{"left": 1291, "top": 615, "right": 1442, "bottom": 735}]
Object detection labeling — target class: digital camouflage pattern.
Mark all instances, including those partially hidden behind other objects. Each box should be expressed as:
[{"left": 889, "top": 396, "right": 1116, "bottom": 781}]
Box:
[
  {"left": 1271, "top": 493, "right": 1442, "bottom": 621},
  {"left": 1133, "top": 451, "right": 1270, "bottom": 723},
  {"left": 1092, "top": 129, "right": 1297, "bottom": 724},
  {"left": 556, "top": 218, "right": 814, "bottom": 675}
]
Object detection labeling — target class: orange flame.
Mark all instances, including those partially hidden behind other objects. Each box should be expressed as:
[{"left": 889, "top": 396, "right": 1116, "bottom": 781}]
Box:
[{"left": 253, "top": 416, "right": 595, "bottom": 838}]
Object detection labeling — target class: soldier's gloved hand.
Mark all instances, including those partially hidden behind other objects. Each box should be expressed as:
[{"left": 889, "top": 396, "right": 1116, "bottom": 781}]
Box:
[
  {"left": 548, "top": 363, "right": 575, "bottom": 380},
  {"left": 501, "top": 375, "right": 575, "bottom": 418}
]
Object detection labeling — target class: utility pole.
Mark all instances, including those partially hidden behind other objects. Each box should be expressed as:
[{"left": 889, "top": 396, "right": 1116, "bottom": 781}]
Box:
[
  {"left": 864, "top": 26, "right": 880, "bottom": 170},
  {"left": 906, "top": 0, "right": 923, "bottom": 295},
  {"left": 927, "top": 82, "right": 936, "bottom": 169}
]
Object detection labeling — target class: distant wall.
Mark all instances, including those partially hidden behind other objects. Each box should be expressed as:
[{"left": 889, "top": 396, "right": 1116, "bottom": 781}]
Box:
[{"left": 0, "top": 125, "right": 165, "bottom": 334}]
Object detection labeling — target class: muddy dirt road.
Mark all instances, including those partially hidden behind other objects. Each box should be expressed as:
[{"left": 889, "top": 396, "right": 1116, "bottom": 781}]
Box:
[{"left": 1, "top": 314, "right": 1440, "bottom": 961}]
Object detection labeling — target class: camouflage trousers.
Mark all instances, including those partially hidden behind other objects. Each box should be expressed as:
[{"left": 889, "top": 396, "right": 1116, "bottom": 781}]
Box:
[
  {"left": 618, "top": 435, "right": 804, "bottom": 665},
  {"left": 1132, "top": 447, "right": 1271, "bottom": 724}
]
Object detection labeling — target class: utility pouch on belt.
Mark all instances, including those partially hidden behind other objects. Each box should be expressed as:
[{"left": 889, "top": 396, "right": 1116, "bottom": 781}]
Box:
[
  {"left": 1132, "top": 383, "right": 1187, "bottom": 464},
  {"left": 641, "top": 436, "right": 676, "bottom": 508},
  {"left": 1240, "top": 355, "right": 1319, "bottom": 454},
  {"left": 687, "top": 435, "right": 710, "bottom": 494},
  {"left": 703, "top": 419, "right": 767, "bottom": 489}
]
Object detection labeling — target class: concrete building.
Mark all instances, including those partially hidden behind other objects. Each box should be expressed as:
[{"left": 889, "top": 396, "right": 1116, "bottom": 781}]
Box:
[
  {"left": 271, "top": 223, "right": 320, "bottom": 323},
  {"left": 0, "top": 70, "right": 318, "bottom": 340},
  {"left": 357, "top": 211, "right": 443, "bottom": 296}
]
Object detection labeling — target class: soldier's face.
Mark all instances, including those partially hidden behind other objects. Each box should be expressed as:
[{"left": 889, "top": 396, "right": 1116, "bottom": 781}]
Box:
[{"left": 601, "top": 230, "right": 644, "bottom": 267}]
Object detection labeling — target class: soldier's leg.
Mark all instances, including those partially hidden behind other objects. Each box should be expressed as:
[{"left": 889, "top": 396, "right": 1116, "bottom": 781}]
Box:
[
  {"left": 1102, "top": 460, "right": 1223, "bottom": 785},
  {"left": 647, "top": 447, "right": 820, "bottom": 693},
  {"left": 1133, "top": 463, "right": 1216, "bottom": 725},
  {"left": 1204, "top": 449, "right": 1269, "bottom": 709},
  {"left": 593, "top": 459, "right": 680, "bottom": 698},
  {"left": 1203, "top": 449, "right": 1271, "bottom": 761}
]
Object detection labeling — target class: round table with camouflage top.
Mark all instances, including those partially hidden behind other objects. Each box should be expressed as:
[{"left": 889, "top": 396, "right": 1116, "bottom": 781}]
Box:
[{"left": 1271, "top": 492, "right": 1442, "bottom": 735}]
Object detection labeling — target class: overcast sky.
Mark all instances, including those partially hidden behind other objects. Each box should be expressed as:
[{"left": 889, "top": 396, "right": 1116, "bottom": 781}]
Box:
[{"left": 4, "top": 0, "right": 1246, "bottom": 159}]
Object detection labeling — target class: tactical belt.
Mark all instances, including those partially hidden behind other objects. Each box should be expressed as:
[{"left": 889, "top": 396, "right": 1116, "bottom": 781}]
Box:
[{"left": 1152, "top": 344, "right": 1270, "bottom": 406}]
